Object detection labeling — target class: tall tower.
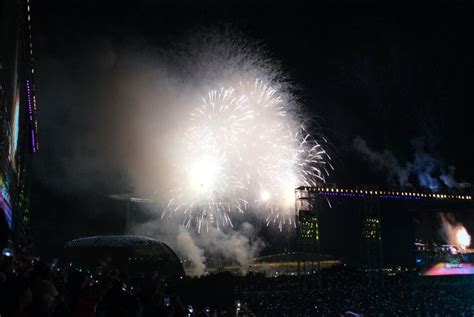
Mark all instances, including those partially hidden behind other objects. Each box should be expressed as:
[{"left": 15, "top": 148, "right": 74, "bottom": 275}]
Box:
[
  {"left": 361, "top": 196, "right": 382, "bottom": 268},
  {"left": 361, "top": 194, "right": 383, "bottom": 286},
  {"left": 0, "top": 0, "right": 39, "bottom": 249},
  {"left": 295, "top": 186, "right": 321, "bottom": 288}
]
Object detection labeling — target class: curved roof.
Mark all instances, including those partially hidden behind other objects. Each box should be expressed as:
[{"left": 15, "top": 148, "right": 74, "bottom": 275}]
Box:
[
  {"left": 64, "top": 235, "right": 184, "bottom": 278},
  {"left": 65, "top": 235, "right": 163, "bottom": 248}
]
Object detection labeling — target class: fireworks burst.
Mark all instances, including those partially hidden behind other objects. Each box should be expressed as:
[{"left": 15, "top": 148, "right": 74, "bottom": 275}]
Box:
[{"left": 164, "top": 79, "right": 332, "bottom": 232}]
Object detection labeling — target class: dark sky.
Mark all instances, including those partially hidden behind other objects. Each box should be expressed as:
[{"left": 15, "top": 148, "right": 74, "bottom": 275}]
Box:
[
  {"left": 33, "top": 1, "right": 474, "bottom": 182},
  {"left": 29, "top": 1, "right": 474, "bottom": 255}
]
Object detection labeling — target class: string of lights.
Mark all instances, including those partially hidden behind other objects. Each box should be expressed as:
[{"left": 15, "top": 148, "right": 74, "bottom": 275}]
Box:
[{"left": 297, "top": 186, "right": 472, "bottom": 201}]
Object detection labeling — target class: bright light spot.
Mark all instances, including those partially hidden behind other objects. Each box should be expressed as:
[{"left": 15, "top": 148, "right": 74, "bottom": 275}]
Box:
[
  {"left": 284, "top": 189, "right": 295, "bottom": 206},
  {"left": 189, "top": 156, "right": 220, "bottom": 193},
  {"left": 260, "top": 190, "right": 271, "bottom": 202},
  {"left": 456, "top": 226, "right": 471, "bottom": 249},
  {"left": 280, "top": 173, "right": 297, "bottom": 207}
]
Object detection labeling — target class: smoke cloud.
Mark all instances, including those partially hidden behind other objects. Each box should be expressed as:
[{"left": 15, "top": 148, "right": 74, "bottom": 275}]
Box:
[
  {"left": 352, "top": 136, "right": 410, "bottom": 187},
  {"left": 353, "top": 136, "right": 459, "bottom": 190},
  {"left": 196, "top": 222, "right": 265, "bottom": 273},
  {"left": 134, "top": 220, "right": 264, "bottom": 276},
  {"left": 176, "top": 226, "right": 206, "bottom": 276}
]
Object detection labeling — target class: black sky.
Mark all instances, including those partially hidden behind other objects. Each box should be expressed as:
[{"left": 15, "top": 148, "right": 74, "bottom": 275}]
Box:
[
  {"left": 34, "top": 1, "right": 474, "bottom": 180},
  {"left": 29, "top": 1, "right": 474, "bottom": 255}
]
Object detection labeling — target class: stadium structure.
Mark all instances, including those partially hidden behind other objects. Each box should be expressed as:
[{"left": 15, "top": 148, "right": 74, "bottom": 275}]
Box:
[
  {"left": 116, "top": 185, "right": 473, "bottom": 279},
  {"left": 295, "top": 185, "right": 474, "bottom": 278},
  {"left": 0, "top": 0, "right": 39, "bottom": 249}
]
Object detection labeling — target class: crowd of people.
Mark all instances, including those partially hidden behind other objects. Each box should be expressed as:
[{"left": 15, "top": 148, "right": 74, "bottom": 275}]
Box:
[
  {"left": 3, "top": 249, "right": 474, "bottom": 316},
  {"left": 236, "top": 267, "right": 474, "bottom": 316},
  {"left": 0, "top": 250, "right": 194, "bottom": 317}
]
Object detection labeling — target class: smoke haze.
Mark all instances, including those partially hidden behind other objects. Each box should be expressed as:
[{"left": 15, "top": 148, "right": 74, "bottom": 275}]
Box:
[
  {"left": 176, "top": 227, "right": 206, "bottom": 276},
  {"left": 353, "top": 136, "right": 459, "bottom": 190},
  {"left": 134, "top": 220, "right": 264, "bottom": 276}
]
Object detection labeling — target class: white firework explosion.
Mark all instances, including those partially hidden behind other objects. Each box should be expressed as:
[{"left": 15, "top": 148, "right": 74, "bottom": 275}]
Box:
[{"left": 163, "top": 79, "right": 332, "bottom": 232}]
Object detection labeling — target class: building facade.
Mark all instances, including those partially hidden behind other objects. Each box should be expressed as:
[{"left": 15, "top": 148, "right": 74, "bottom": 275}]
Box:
[{"left": 0, "top": 0, "right": 38, "bottom": 249}]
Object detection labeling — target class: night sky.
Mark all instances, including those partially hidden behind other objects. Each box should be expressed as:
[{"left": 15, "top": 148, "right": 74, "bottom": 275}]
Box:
[{"left": 29, "top": 1, "right": 474, "bottom": 258}]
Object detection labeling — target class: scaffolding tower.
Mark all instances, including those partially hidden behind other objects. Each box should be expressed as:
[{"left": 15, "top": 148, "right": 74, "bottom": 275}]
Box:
[{"left": 295, "top": 186, "right": 321, "bottom": 288}]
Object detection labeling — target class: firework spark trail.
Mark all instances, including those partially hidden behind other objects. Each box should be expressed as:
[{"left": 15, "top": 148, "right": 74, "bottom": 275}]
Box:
[{"left": 164, "top": 79, "right": 332, "bottom": 231}]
